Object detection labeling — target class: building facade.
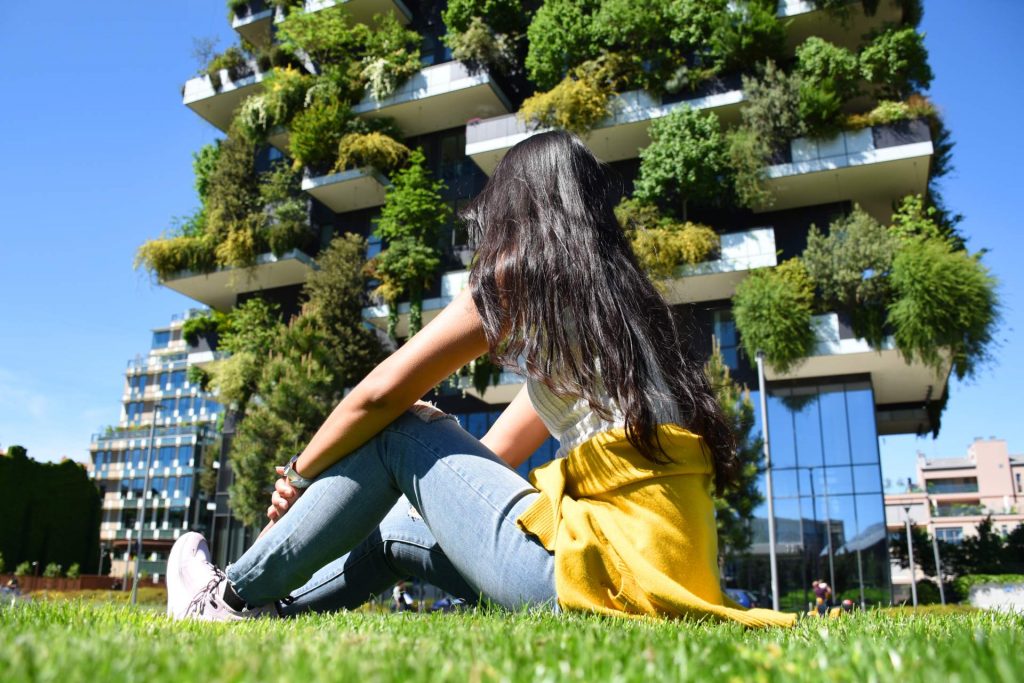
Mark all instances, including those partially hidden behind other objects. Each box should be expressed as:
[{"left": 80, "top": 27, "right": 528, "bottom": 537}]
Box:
[
  {"left": 885, "top": 439, "right": 1024, "bottom": 594},
  {"left": 87, "top": 311, "right": 222, "bottom": 580},
  {"left": 145, "top": 0, "right": 958, "bottom": 608}
]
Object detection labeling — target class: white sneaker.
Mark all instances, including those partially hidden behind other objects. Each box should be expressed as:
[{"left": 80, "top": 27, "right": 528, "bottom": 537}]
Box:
[{"left": 166, "top": 532, "right": 274, "bottom": 621}]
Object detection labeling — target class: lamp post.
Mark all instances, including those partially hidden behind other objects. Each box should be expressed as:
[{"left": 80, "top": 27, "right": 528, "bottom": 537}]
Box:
[
  {"left": 755, "top": 351, "right": 780, "bottom": 612},
  {"left": 903, "top": 505, "right": 918, "bottom": 608},
  {"left": 930, "top": 514, "right": 946, "bottom": 605},
  {"left": 131, "top": 403, "right": 161, "bottom": 606}
]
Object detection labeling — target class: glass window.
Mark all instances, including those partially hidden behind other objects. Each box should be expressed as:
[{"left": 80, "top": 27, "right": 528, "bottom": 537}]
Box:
[
  {"left": 177, "top": 476, "right": 194, "bottom": 499},
  {"left": 158, "top": 445, "right": 175, "bottom": 468},
  {"left": 822, "top": 466, "right": 854, "bottom": 495},
  {"left": 131, "top": 477, "right": 145, "bottom": 495},
  {"left": 179, "top": 445, "right": 194, "bottom": 465},
  {"left": 122, "top": 509, "right": 138, "bottom": 530},
  {"left": 936, "top": 527, "right": 963, "bottom": 544},
  {"left": 170, "top": 370, "right": 186, "bottom": 391},
  {"left": 151, "top": 477, "right": 164, "bottom": 496},
  {"left": 819, "top": 385, "right": 851, "bottom": 466},
  {"left": 151, "top": 330, "right": 171, "bottom": 349},
  {"left": 712, "top": 310, "right": 739, "bottom": 369},
  {"left": 178, "top": 397, "right": 194, "bottom": 415},
  {"left": 160, "top": 397, "right": 176, "bottom": 415},
  {"left": 168, "top": 508, "right": 186, "bottom": 529},
  {"left": 791, "top": 389, "right": 823, "bottom": 469},
  {"left": 852, "top": 464, "right": 883, "bottom": 494},
  {"left": 771, "top": 468, "right": 801, "bottom": 499},
  {"left": 766, "top": 390, "right": 797, "bottom": 468},
  {"left": 846, "top": 383, "right": 879, "bottom": 464}
]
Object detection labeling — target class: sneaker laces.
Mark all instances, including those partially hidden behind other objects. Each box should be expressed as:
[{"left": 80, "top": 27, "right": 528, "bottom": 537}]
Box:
[{"left": 184, "top": 566, "right": 227, "bottom": 617}]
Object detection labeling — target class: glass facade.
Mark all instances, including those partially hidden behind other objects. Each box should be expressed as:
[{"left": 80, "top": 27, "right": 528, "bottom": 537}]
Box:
[{"left": 728, "top": 380, "right": 891, "bottom": 610}]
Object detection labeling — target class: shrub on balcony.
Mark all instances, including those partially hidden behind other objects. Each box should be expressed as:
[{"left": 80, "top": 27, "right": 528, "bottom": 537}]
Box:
[
  {"left": 205, "top": 46, "right": 250, "bottom": 90},
  {"left": 709, "top": 0, "right": 786, "bottom": 73},
  {"left": 42, "top": 563, "right": 62, "bottom": 578},
  {"left": 215, "top": 218, "right": 266, "bottom": 269},
  {"left": 859, "top": 26, "right": 933, "bottom": 99},
  {"left": 616, "top": 199, "right": 720, "bottom": 280},
  {"left": 634, "top": 106, "right": 732, "bottom": 221},
  {"left": 227, "top": 0, "right": 251, "bottom": 16},
  {"left": 888, "top": 234, "right": 998, "bottom": 381},
  {"left": 368, "top": 150, "right": 450, "bottom": 338},
  {"left": 796, "top": 37, "right": 859, "bottom": 101},
  {"left": 277, "top": 5, "right": 369, "bottom": 99},
  {"left": 445, "top": 16, "right": 517, "bottom": 74},
  {"left": 289, "top": 100, "right": 351, "bottom": 173},
  {"left": 803, "top": 207, "right": 897, "bottom": 346},
  {"left": 334, "top": 132, "right": 411, "bottom": 174},
  {"left": 360, "top": 13, "right": 422, "bottom": 101},
  {"left": 135, "top": 235, "right": 218, "bottom": 281},
  {"left": 235, "top": 67, "right": 310, "bottom": 143},
  {"left": 733, "top": 259, "right": 817, "bottom": 374},
  {"left": 842, "top": 94, "right": 936, "bottom": 129},
  {"left": 518, "top": 55, "right": 628, "bottom": 135}
]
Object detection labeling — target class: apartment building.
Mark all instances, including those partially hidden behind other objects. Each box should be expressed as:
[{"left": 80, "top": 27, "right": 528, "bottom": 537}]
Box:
[
  {"left": 87, "top": 311, "right": 222, "bottom": 580},
  {"left": 144, "top": 0, "right": 957, "bottom": 609}
]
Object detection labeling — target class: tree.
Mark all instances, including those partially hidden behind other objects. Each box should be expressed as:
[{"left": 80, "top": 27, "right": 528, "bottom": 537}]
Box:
[
  {"left": 634, "top": 106, "right": 732, "bottom": 221},
  {"left": 368, "top": 149, "right": 449, "bottom": 339},
  {"left": 859, "top": 26, "right": 933, "bottom": 100},
  {"left": 706, "top": 340, "right": 764, "bottom": 559},
  {"left": 228, "top": 236, "right": 384, "bottom": 525},
  {"left": 802, "top": 207, "right": 897, "bottom": 347}
]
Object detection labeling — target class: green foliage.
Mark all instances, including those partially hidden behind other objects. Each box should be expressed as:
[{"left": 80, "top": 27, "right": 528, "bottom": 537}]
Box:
[
  {"left": 888, "top": 236, "right": 998, "bottom": 380},
  {"left": 955, "top": 574, "right": 1024, "bottom": 597},
  {"left": 289, "top": 100, "right": 352, "bottom": 173},
  {"left": 803, "top": 207, "right": 897, "bottom": 346},
  {"left": 843, "top": 94, "right": 936, "bottom": 129},
  {"left": 710, "top": 0, "right": 786, "bottom": 73},
  {"left": 135, "top": 235, "right": 217, "bottom": 281},
  {"left": 205, "top": 46, "right": 248, "bottom": 89},
  {"left": 442, "top": 0, "right": 526, "bottom": 35},
  {"left": 181, "top": 311, "right": 225, "bottom": 347},
  {"left": 259, "top": 162, "right": 313, "bottom": 257},
  {"left": 726, "top": 127, "right": 773, "bottom": 210},
  {"left": 14, "top": 562, "right": 30, "bottom": 576},
  {"left": 360, "top": 13, "right": 421, "bottom": 101},
  {"left": 733, "top": 259, "right": 817, "bottom": 373},
  {"left": 373, "top": 150, "right": 450, "bottom": 246},
  {"left": 335, "top": 132, "right": 411, "bottom": 173},
  {"left": 210, "top": 298, "right": 285, "bottom": 407},
  {"left": 796, "top": 37, "right": 859, "bottom": 101},
  {"left": 276, "top": 5, "right": 368, "bottom": 100},
  {"left": 229, "top": 236, "right": 384, "bottom": 524},
  {"left": 214, "top": 216, "right": 265, "bottom": 268},
  {"left": 0, "top": 552, "right": 4, "bottom": 574},
  {"left": 635, "top": 106, "right": 732, "bottom": 220},
  {"left": 235, "top": 67, "right": 310, "bottom": 143},
  {"left": 518, "top": 55, "right": 627, "bottom": 135},
  {"left": 524, "top": 0, "right": 598, "bottom": 90},
  {"left": 445, "top": 16, "right": 517, "bottom": 73},
  {"left": 192, "top": 142, "right": 221, "bottom": 202},
  {"left": 204, "top": 132, "right": 261, "bottom": 238},
  {"left": 740, "top": 61, "right": 805, "bottom": 143},
  {"left": 366, "top": 238, "right": 442, "bottom": 339},
  {"left": 859, "top": 26, "right": 933, "bottom": 99},
  {"left": 890, "top": 193, "right": 959, "bottom": 245},
  {"left": 187, "top": 366, "right": 212, "bottom": 392},
  {"left": 65, "top": 563, "right": 80, "bottom": 580},
  {"left": 619, "top": 200, "right": 720, "bottom": 281},
  {"left": 706, "top": 339, "right": 763, "bottom": 557}
]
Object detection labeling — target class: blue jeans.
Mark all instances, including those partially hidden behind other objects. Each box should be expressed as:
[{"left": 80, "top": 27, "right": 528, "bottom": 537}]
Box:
[{"left": 225, "top": 406, "right": 558, "bottom": 615}]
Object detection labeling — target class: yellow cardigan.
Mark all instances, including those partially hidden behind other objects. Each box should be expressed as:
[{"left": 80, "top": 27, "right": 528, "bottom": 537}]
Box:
[{"left": 516, "top": 424, "right": 796, "bottom": 628}]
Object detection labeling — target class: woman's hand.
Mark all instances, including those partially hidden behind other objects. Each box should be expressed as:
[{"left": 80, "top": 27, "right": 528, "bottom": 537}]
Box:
[{"left": 267, "top": 466, "right": 303, "bottom": 523}]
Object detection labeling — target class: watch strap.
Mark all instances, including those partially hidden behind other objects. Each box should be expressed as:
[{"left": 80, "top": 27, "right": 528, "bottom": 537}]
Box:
[{"left": 284, "top": 454, "right": 314, "bottom": 489}]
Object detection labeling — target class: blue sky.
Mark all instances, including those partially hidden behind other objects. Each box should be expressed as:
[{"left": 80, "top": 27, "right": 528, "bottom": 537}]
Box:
[{"left": 0, "top": 2, "right": 1021, "bottom": 490}]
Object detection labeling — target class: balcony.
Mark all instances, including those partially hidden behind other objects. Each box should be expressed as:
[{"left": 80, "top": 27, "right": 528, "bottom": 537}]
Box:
[
  {"left": 466, "top": 87, "right": 744, "bottom": 176},
  {"left": 662, "top": 228, "right": 777, "bottom": 305},
  {"left": 760, "top": 120, "right": 933, "bottom": 221},
  {"left": 182, "top": 63, "right": 266, "bottom": 133},
  {"left": 353, "top": 61, "right": 512, "bottom": 138},
  {"left": 161, "top": 249, "right": 318, "bottom": 311},
  {"left": 933, "top": 504, "right": 986, "bottom": 518},
  {"left": 362, "top": 270, "right": 468, "bottom": 338},
  {"left": 230, "top": 1, "right": 275, "bottom": 47},
  {"left": 776, "top": 0, "right": 904, "bottom": 51},
  {"left": 301, "top": 167, "right": 390, "bottom": 213},
  {"left": 232, "top": 0, "right": 412, "bottom": 48},
  {"left": 451, "top": 371, "right": 525, "bottom": 405},
  {"left": 764, "top": 312, "right": 949, "bottom": 409},
  {"left": 926, "top": 481, "right": 980, "bottom": 495}
]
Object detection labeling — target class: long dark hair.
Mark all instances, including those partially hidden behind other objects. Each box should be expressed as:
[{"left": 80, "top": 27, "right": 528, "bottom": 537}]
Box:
[{"left": 463, "top": 131, "right": 739, "bottom": 493}]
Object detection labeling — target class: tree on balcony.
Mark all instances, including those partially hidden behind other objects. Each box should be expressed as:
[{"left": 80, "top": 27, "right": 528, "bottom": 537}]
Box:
[{"left": 366, "top": 150, "right": 450, "bottom": 340}]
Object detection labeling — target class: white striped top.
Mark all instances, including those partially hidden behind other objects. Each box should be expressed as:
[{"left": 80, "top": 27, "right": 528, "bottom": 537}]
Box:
[{"left": 526, "top": 374, "right": 681, "bottom": 458}]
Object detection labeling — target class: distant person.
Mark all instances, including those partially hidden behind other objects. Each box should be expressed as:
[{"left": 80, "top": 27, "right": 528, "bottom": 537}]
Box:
[
  {"left": 163, "top": 132, "right": 796, "bottom": 628},
  {"left": 814, "top": 580, "right": 832, "bottom": 616}
]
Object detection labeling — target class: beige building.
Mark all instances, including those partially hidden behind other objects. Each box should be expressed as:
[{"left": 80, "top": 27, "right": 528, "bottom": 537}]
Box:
[{"left": 885, "top": 439, "right": 1024, "bottom": 592}]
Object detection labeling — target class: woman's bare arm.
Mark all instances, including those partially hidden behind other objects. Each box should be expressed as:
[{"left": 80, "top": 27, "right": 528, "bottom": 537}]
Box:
[
  {"left": 291, "top": 288, "right": 488, "bottom": 479},
  {"left": 481, "top": 385, "right": 551, "bottom": 469}
]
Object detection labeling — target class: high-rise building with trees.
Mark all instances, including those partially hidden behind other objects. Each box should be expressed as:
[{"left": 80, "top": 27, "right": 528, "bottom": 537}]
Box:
[
  {"left": 133, "top": 0, "right": 996, "bottom": 610},
  {"left": 87, "top": 311, "right": 222, "bottom": 580}
]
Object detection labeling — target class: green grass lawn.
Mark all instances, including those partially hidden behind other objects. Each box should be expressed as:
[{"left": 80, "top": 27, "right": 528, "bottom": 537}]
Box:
[{"left": 1, "top": 598, "right": 1021, "bottom": 682}]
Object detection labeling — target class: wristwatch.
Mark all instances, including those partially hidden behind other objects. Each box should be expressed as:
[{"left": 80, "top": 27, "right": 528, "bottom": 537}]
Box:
[{"left": 283, "top": 454, "right": 314, "bottom": 489}]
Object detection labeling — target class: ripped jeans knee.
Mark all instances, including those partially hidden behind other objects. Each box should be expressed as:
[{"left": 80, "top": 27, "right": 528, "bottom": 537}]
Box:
[{"left": 408, "top": 400, "right": 455, "bottom": 424}]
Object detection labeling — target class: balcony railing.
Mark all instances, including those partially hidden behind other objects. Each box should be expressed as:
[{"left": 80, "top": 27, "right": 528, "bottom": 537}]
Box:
[
  {"left": 182, "top": 61, "right": 267, "bottom": 133},
  {"left": 466, "top": 86, "right": 744, "bottom": 175},
  {"left": 933, "top": 505, "right": 986, "bottom": 518},
  {"left": 926, "top": 482, "right": 980, "bottom": 495}
]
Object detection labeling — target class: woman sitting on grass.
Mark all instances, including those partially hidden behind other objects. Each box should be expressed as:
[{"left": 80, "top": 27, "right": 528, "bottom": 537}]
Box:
[{"left": 167, "top": 131, "right": 794, "bottom": 627}]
